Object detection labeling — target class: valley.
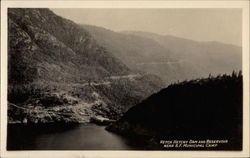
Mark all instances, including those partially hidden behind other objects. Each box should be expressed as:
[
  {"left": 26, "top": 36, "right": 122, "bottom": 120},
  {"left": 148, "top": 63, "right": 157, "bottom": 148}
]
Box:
[{"left": 7, "top": 8, "right": 243, "bottom": 150}]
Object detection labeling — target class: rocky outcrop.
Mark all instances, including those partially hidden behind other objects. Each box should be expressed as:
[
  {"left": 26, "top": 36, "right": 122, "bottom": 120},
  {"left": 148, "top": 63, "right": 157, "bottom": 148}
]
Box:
[
  {"left": 90, "top": 116, "right": 115, "bottom": 126},
  {"left": 8, "top": 90, "right": 116, "bottom": 124}
]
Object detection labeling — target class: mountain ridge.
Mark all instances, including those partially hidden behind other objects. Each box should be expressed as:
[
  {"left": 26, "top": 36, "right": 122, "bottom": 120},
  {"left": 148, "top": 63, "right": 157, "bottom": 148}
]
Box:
[
  {"left": 8, "top": 8, "right": 164, "bottom": 123},
  {"left": 82, "top": 24, "right": 241, "bottom": 85},
  {"left": 121, "top": 30, "right": 242, "bottom": 48}
]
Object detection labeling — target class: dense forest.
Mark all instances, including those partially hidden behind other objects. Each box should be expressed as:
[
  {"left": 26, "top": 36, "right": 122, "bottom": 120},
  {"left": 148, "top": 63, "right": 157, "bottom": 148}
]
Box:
[{"left": 107, "top": 72, "right": 243, "bottom": 150}]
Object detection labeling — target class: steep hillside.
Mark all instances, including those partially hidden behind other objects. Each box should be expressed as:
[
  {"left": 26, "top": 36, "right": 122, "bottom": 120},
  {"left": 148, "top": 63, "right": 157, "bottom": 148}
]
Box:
[
  {"left": 83, "top": 25, "right": 201, "bottom": 84},
  {"left": 8, "top": 8, "right": 164, "bottom": 123},
  {"left": 82, "top": 25, "right": 174, "bottom": 68},
  {"left": 9, "top": 9, "right": 130, "bottom": 84},
  {"left": 107, "top": 72, "right": 242, "bottom": 150}
]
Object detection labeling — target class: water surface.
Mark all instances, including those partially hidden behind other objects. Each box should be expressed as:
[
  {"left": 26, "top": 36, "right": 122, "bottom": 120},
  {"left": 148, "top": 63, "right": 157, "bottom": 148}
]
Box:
[{"left": 7, "top": 124, "right": 146, "bottom": 150}]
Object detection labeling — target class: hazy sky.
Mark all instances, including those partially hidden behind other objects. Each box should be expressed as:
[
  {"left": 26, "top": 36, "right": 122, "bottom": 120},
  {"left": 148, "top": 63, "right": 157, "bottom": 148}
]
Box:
[{"left": 51, "top": 8, "right": 242, "bottom": 46}]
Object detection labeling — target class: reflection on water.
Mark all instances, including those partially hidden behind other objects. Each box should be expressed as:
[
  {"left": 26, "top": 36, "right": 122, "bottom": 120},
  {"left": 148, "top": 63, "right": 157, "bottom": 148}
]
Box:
[{"left": 7, "top": 124, "right": 146, "bottom": 150}]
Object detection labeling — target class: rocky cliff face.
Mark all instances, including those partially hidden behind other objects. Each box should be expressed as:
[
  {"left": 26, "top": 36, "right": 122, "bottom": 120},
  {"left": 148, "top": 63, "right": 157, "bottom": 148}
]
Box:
[
  {"left": 107, "top": 73, "right": 242, "bottom": 149},
  {"left": 8, "top": 8, "right": 164, "bottom": 123}
]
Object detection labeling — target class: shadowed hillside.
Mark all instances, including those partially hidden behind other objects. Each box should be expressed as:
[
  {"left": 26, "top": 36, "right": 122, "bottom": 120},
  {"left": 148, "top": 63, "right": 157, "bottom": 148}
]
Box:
[{"left": 107, "top": 72, "right": 242, "bottom": 150}]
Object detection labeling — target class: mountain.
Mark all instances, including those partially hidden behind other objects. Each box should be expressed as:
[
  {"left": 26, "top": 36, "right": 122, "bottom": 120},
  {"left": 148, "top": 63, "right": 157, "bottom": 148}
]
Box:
[
  {"left": 107, "top": 72, "right": 242, "bottom": 150},
  {"left": 123, "top": 31, "right": 242, "bottom": 81},
  {"left": 8, "top": 8, "right": 164, "bottom": 123},
  {"left": 81, "top": 24, "right": 242, "bottom": 84},
  {"left": 82, "top": 25, "right": 175, "bottom": 66},
  {"left": 82, "top": 25, "right": 194, "bottom": 84},
  {"left": 8, "top": 9, "right": 131, "bottom": 84},
  {"left": 7, "top": 8, "right": 242, "bottom": 125}
]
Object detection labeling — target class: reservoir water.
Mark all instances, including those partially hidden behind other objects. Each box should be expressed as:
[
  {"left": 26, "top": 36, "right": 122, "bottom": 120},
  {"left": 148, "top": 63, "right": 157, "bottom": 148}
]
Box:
[{"left": 7, "top": 124, "right": 146, "bottom": 150}]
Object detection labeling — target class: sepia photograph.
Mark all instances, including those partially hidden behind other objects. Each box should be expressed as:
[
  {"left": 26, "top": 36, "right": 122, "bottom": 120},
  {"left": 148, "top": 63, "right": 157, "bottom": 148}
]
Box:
[{"left": 1, "top": 0, "right": 249, "bottom": 157}]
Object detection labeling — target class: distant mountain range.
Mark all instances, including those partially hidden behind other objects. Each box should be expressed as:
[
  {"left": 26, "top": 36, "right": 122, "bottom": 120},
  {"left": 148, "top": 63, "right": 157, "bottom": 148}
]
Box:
[{"left": 83, "top": 25, "right": 242, "bottom": 84}]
